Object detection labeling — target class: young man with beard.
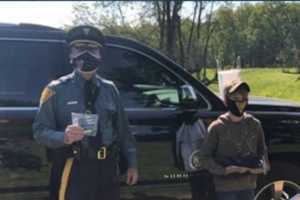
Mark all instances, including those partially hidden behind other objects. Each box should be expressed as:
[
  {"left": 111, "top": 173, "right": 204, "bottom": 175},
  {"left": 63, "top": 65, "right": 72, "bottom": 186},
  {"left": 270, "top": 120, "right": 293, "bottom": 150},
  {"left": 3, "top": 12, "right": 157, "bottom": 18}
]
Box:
[
  {"left": 200, "top": 80, "right": 268, "bottom": 200},
  {"left": 33, "top": 25, "right": 138, "bottom": 200}
]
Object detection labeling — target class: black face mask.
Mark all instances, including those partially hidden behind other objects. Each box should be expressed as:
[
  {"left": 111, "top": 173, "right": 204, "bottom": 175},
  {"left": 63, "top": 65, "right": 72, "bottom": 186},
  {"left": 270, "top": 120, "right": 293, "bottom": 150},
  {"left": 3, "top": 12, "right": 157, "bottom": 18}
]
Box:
[
  {"left": 74, "top": 52, "right": 101, "bottom": 72},
  {"left": 226, "top": 98, "right": 247, "bottom": 117}
]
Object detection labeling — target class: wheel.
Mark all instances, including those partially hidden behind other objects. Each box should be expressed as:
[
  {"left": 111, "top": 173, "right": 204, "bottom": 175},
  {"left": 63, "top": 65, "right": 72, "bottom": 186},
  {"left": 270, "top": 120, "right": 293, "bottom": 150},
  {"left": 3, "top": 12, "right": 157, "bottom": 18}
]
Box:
[{"left": 254, "top": 180, "right": 300, "bottom": 200}]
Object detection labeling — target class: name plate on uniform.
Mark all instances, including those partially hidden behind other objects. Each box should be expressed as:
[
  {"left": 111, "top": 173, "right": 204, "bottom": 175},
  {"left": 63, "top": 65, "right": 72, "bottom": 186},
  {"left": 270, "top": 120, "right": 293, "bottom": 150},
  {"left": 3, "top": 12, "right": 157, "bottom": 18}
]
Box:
[{"left": 71, "top": 112, "right": 98, "bottom": 137}]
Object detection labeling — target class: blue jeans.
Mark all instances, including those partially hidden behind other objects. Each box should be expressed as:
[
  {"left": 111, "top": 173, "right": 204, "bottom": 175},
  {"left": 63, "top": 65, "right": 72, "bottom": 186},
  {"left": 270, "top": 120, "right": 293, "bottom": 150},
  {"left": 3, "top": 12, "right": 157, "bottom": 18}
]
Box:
[{"left": 216, "top": 189, "right": 255, "bottom": 200}]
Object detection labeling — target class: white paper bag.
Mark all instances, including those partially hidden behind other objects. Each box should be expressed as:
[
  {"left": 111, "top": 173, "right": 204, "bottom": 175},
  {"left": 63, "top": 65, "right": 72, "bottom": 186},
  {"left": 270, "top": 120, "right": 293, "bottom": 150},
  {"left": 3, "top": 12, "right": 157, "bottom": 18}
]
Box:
[{"left": 218, "top": 69, "right": 241, "bottom": 99}]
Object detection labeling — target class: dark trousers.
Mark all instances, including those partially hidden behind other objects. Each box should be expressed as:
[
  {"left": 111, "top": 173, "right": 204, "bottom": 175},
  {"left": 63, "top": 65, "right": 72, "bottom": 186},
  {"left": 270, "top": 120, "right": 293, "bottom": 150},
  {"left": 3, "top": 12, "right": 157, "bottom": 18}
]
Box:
[
  {"left": 65, "top": 158, "right": 120, "bottom": 200},
  {"left": 189, "top": 170, "right": 216, "bottom": 200}
]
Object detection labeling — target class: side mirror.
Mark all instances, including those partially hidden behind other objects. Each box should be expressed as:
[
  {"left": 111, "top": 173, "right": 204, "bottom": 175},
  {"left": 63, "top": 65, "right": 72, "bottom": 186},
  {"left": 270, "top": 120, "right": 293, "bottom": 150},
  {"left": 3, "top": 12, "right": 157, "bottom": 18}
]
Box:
[
  {"left": 179, "top": 85, "right": 198, "bottom": 108},
  {"left": 180, "top": 85, "right": 197, "bottom": 101}
]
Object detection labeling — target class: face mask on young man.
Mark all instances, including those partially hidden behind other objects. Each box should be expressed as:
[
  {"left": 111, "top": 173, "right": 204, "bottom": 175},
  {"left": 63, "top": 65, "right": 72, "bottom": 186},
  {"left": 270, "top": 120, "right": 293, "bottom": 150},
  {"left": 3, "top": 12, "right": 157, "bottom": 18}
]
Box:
[
  {"left": 226, "top": 89, "right": 249, "bottom": 117},
  {"left": 70, "top": 42, "right": 102, "bottom": 72}
]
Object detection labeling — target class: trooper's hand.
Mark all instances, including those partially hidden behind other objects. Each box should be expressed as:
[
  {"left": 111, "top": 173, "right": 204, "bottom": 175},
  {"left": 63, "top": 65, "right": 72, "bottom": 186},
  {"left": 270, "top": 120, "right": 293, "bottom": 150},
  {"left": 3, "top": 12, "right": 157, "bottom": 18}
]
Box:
[
  {"left": 225, "top": 165, "right": 248, "bottom": 175},
  {"left": 64, "top": 125, "right": 85, "bottom": 144},
  {"left": 126, "top": 168, "right": 138, "bottom": 186},
  {"left": 248, "top": 167, "right": 264, "bottom": 175}
]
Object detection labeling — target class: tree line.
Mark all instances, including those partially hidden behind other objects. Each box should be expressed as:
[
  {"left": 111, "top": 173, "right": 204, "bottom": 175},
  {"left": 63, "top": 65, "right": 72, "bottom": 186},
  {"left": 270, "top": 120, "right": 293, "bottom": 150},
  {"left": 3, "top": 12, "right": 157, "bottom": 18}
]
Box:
[{"left": 69, "top": 1, "right": 300, "bottom": 83}]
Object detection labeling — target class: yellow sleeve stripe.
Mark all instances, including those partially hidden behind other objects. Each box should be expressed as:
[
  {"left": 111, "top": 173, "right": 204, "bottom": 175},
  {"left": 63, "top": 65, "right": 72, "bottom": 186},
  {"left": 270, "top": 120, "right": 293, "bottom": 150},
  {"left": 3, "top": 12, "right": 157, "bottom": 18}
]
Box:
[
  {"left": 59, "top": 158, "right": 74, "bottom": 200},
  {"left": 39, "top": 87, "right": 55, "bottom": 106}
]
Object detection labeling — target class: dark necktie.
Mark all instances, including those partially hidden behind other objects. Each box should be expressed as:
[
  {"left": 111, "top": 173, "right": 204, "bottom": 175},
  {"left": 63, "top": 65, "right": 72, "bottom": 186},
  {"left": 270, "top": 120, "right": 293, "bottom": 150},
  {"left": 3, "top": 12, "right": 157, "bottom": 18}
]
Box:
[
  {"left": 83, "top": 80, "right": 102, "bottom": 149},
  {"left": 84, "top": 80, "right": 99, "bottom": 114}
]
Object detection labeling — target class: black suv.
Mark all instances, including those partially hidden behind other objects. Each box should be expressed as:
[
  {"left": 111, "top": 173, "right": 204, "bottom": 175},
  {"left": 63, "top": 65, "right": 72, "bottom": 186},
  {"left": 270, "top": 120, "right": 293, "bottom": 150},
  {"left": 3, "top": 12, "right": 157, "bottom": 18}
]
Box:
[{"left": 0, "top": 23, "right": 300, "bottom": 199}]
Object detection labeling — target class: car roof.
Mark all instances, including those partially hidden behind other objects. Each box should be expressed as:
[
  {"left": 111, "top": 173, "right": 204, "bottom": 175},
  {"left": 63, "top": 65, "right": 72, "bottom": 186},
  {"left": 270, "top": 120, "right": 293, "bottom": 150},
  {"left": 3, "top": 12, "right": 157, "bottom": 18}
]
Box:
[
  {"left": 0, "top": 22, "right": 225, "bottom": 110},
  {"left": 0, "top": 23, "right": 65, "bottom": 40}
]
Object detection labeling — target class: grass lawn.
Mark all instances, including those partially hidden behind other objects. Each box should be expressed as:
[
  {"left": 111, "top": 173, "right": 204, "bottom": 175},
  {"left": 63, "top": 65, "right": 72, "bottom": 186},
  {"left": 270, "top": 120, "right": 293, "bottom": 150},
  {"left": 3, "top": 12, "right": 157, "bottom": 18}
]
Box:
[{"left": 201, "top": 68, "right": 300, "bottom": 104}]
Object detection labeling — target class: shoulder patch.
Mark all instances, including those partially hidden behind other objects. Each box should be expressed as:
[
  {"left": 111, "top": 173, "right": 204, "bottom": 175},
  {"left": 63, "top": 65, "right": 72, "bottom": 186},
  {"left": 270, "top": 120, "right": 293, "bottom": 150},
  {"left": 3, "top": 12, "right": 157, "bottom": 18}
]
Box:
[{"left": 40, "top": 87, "right": 55, "bottom": 106}]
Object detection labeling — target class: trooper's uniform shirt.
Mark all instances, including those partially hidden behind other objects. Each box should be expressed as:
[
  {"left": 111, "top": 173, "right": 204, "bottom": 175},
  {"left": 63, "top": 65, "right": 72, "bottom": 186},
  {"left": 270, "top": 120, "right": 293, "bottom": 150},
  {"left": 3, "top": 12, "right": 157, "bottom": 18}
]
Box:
[{"left": 33, "top": 70, "right": 137, "bottom": 200}]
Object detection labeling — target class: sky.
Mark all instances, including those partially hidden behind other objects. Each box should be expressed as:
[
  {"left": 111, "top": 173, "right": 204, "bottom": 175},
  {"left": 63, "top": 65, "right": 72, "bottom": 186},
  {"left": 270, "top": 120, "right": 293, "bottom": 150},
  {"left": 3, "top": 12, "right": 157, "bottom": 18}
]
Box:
[
  {"left": 0, "top": 1, "right": 76, "bottom": 28},
  {"left": 0, "top": 1, "right": 246, "bottom": 29}
]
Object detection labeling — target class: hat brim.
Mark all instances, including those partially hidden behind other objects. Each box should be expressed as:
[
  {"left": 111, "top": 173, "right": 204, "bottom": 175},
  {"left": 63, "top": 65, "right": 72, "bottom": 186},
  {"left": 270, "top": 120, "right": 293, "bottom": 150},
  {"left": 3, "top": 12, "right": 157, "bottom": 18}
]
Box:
[
  {"left": 228, "top": 81, "right": 250, "bottom": 94},
  {"left": 69, "top": 39, "right": 103, "bottom": 48}
]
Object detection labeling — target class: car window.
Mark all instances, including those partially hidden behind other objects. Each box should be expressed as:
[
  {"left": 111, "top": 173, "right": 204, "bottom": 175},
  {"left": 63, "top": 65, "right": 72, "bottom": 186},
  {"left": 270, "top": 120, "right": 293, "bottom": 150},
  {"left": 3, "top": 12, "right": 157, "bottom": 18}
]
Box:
[
  {"left": 99, "top": 46, "right": 186, "bottom": 109},
  {"left": 0, "top": 40, "right": 68, "bottom": 106},
  {"left": 99, "top": 46, "right": 210, "bottom": 110}
]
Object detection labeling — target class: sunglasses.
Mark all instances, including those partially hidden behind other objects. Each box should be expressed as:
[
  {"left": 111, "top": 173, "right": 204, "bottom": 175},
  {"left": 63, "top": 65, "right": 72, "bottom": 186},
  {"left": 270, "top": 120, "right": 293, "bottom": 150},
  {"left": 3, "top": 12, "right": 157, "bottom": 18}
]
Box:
[{"left": 70, "top": 43, "right": 101, "bottom": 59}]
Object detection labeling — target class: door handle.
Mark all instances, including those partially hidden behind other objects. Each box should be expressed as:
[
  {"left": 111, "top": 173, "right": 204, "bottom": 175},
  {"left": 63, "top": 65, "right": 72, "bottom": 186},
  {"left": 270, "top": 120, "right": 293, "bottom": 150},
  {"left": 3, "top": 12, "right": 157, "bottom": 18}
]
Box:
[{"left": 0, "top": 119, "right": 10, "bottom": 124}]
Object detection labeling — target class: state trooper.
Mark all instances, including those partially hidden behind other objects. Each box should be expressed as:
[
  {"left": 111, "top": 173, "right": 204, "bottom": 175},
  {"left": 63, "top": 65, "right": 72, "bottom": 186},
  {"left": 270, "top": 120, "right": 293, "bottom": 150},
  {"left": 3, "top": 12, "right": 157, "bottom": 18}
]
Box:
[{"left": 33, "top": 25, "right": 138, "bottom": 200}]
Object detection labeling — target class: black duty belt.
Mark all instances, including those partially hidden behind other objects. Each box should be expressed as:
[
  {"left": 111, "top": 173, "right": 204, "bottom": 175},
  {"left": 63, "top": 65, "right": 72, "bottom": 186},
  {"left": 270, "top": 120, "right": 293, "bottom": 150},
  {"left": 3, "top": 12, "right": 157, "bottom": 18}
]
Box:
[{"left": 67, "top": 143, "right": 119, "bottom": 161}]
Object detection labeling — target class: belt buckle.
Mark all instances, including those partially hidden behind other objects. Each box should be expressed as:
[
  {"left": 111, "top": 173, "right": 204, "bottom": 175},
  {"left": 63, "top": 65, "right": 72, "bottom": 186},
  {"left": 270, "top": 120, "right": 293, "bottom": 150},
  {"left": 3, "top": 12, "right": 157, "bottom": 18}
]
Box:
[
  {"left": 72, "top": 146, "right": 81, "bottom": 160},
  {"left": 97, "top": 146, "right": 107, "bottom": 160}
]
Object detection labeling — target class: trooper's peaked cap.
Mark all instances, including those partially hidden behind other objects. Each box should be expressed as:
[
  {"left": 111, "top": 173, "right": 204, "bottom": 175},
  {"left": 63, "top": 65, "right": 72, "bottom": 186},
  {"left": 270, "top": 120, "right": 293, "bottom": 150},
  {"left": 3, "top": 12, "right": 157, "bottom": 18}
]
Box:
[{"left": 66, "top": 25, "right": 105, "bottom": 47}]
